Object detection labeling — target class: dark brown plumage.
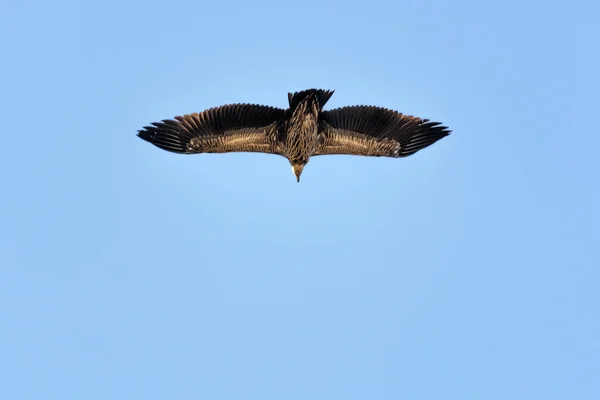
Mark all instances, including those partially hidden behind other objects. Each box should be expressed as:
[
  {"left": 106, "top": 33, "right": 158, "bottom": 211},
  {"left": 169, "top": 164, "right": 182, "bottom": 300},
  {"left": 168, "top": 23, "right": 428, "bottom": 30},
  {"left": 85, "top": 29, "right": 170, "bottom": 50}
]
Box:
[{"left": 137, "top": 89, "right": 451, "bottom": 182}]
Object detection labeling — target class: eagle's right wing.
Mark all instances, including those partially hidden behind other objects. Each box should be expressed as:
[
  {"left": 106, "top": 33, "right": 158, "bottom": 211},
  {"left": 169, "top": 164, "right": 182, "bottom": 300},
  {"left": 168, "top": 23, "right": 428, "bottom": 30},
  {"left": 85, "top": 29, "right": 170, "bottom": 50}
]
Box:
[
  {"left": 316, "top": 106, "right": 451, "bottom": 157},
  {"left": 137, "top": 104, "right": 286, "bottom": 155}
]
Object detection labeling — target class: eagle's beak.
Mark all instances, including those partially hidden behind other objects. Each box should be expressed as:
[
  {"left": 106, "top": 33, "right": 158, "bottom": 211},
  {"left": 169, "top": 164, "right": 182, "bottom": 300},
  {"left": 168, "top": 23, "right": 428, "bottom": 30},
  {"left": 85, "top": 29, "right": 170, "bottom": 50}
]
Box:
[{"left": 292, "top": 164, "right": 304, "bottom": 183}]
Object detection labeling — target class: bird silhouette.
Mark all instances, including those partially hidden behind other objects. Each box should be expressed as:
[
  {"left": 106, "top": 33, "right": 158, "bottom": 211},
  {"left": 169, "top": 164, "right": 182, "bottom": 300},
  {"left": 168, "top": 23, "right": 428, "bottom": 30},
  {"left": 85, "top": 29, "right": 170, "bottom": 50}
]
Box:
[{"left": 137, "top": 89, "right": 451, "bottom": 182}]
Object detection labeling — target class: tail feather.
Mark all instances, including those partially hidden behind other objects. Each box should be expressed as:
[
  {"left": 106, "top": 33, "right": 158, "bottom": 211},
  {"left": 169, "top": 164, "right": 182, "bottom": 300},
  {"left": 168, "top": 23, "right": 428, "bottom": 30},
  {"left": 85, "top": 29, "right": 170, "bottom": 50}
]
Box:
[{"left": 288, "top": 89, "right": 334, "bottom": 109}]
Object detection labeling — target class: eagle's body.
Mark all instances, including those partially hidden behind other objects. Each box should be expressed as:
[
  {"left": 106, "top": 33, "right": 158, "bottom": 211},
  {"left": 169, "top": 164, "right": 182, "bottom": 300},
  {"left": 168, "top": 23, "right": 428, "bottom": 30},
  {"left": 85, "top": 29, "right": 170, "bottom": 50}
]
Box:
[{"left": 137, "top": 89, "right": 451, "bottom": 182}]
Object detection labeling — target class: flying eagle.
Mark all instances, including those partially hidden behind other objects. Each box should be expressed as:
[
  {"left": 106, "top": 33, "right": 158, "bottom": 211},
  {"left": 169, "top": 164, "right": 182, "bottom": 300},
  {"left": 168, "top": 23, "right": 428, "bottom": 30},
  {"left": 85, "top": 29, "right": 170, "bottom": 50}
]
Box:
[{"left": 137, "top": 89, "right": 451, "bottom": 182}]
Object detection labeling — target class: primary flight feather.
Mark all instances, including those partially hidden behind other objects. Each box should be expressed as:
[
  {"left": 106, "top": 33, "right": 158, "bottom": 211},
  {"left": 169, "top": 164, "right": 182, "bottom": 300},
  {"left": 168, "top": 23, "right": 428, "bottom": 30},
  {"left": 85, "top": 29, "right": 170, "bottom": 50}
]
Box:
[{"left": 137, "top": 89, "right": 451, "bottom": 182}]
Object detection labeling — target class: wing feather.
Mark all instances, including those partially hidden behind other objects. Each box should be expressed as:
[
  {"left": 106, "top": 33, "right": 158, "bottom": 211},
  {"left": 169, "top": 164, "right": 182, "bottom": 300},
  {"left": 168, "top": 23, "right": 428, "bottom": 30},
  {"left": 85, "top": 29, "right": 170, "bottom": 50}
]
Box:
[
  {"left": 137, "top": 104, "right": 286, "bottom": 155},
  {"left": 317, "top": 106, "right": 451, "bottom": 157}
]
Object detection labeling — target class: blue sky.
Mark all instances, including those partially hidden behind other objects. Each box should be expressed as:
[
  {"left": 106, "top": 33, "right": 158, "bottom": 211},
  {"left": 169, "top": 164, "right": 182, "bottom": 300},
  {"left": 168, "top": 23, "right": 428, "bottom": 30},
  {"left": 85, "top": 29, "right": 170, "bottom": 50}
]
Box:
[{"left": 1, "top": 0, "right": 598, "bottom": 398}]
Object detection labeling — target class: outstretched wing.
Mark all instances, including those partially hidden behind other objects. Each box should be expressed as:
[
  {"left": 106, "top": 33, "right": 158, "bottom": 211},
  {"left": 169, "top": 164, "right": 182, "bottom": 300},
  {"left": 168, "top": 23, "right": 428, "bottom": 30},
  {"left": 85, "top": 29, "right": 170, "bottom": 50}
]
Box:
[
  {"left": 316, "top": 106, "right": 451, "bottom": 157},
  {"left": 137, "top": 104, "right": 286, "bottom": 155}
]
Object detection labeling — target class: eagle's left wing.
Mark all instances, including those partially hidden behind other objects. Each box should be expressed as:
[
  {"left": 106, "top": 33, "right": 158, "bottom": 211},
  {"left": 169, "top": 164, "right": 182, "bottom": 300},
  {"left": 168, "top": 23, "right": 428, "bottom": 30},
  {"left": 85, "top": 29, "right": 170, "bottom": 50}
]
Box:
[{"left": 137, "top": 104, "right": 286, "bottom": 155}]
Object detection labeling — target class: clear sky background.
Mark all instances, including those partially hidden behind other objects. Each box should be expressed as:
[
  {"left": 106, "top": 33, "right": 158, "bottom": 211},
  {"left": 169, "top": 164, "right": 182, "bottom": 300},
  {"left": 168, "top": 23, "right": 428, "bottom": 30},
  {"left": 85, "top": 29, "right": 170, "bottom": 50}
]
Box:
[{"left": 1, "top": 0, "right": 598, "bottom": 399}]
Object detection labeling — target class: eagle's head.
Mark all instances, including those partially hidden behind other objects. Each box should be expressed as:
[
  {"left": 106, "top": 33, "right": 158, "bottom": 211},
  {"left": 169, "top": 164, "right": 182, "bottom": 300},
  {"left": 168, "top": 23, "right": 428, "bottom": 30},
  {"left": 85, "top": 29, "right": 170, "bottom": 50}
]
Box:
[{"left": 291, "top": 161, "right": 307, "bottom": 183}]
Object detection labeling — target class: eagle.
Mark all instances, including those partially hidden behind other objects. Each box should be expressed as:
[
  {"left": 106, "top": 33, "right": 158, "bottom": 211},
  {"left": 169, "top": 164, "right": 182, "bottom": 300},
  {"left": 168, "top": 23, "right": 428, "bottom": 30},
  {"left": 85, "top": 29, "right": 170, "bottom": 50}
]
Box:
[{"left": 137, "top": 89, "right": 451, "bottom": 182}]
